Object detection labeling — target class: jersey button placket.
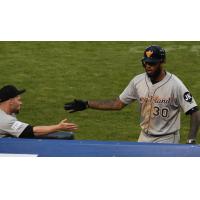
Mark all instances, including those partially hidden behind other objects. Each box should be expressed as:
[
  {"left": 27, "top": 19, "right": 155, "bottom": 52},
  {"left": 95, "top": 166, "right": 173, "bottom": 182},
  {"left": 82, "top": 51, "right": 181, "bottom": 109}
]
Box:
[{"left": 146, "top": 89, "right": 155, "bottom": 134}]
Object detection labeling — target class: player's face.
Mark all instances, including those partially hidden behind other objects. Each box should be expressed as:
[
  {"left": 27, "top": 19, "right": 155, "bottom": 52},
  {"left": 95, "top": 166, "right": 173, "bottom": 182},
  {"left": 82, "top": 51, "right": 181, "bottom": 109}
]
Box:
[
  {"left": 10, "top": 95, "right": 22, "bottom": 114},
  {"left": 143, "top": 62, "right": 162, "bottom": 79}
]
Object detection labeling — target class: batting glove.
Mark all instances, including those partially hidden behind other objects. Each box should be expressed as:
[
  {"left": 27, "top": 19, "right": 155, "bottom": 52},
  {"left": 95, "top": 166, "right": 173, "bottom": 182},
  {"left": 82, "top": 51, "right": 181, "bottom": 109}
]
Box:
[{"left": 64, "top": 99, "right": 88, "bottom": 113}]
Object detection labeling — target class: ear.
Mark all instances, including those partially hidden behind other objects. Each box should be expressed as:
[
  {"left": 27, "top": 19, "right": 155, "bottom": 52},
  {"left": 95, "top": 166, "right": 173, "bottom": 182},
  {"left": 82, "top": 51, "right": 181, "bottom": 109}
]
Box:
[{"left": 160, "top": 61, "right": 165, "bottom": 67}]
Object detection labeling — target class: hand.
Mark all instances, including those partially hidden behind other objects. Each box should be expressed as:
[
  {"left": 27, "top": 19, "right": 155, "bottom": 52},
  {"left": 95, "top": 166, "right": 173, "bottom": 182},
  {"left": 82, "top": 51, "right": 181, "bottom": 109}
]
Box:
[
  {"left": 58, "top": 119, "right": 78, "bottom": 131},
  {"left": 186, "top": 139, "right": 196, "bottom": 144},
  {"left": 64, "top": 99, "right": 88, "bottom": 113}
]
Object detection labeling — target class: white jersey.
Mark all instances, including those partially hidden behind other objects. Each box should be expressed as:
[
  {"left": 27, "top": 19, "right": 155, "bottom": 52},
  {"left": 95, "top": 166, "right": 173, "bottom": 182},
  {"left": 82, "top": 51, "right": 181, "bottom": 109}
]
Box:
[
  {"left": 119, "top": 72, "right": 198, "bottom": 136},
  {"left": 0, "top": 109, "right": 29, "bottom": 138}
]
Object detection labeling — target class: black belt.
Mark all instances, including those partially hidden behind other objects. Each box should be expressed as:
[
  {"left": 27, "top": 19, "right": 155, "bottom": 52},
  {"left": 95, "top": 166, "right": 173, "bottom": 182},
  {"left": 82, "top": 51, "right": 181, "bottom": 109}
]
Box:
[{"left": 143, "top": 131, "right": 178, "bottom": 137}]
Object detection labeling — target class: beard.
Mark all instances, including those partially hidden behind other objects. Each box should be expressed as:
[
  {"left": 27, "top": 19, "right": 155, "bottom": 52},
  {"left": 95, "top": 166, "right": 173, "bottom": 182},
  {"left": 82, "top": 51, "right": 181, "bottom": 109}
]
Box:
[
  {"left": 11, "top": 106, "right": 20, "bottom": 114},
  {"left": 146, "top": 66, "right": 162, "bottom": 80}
]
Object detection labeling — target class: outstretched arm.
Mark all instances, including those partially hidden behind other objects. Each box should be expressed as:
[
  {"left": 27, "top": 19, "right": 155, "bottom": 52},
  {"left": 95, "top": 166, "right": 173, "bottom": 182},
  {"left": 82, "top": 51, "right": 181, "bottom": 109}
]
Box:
[
  {"left": 187, "top": 111, "right": 200, "bottom": 143},
  {"left": 64, "top": 98, "right": 127, "bottom": 113},
  {"left": 88, "top": 98, "right": 126, "bottom": 110},
  {"left": 33, "top": 119, "right": 78, "bottom": 136}
]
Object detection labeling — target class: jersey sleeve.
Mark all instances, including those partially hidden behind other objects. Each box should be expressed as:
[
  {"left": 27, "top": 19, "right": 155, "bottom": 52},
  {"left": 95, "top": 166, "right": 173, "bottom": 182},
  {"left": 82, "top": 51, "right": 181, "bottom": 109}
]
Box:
[
  {"left": 1, "top": 117, "right": 30, "bottom": 138},
  {"left": 176, "top": 80, "right": 198, "bottom": 113},
  {"left": 119, "top": 78, "right": 138, "bottom": 104}
]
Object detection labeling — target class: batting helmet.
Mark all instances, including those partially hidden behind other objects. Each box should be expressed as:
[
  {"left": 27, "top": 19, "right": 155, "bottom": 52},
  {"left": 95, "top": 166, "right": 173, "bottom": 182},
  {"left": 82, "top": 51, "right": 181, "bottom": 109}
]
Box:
[{"left": 141, "top": 45, "right": 166, "bottom": 65}]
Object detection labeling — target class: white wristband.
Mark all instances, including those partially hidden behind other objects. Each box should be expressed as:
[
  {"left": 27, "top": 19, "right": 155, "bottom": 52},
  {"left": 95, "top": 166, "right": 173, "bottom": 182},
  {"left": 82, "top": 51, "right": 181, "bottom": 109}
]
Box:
[{"left": 187, "top": 139, "right": 196, "bottom": 144}]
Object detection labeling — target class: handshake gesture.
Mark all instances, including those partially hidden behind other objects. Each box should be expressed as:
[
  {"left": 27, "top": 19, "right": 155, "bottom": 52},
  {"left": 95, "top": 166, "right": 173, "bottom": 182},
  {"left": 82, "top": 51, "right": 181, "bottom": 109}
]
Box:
[{"left": 64, "top": 99, "right": 88, "bottom": 113}]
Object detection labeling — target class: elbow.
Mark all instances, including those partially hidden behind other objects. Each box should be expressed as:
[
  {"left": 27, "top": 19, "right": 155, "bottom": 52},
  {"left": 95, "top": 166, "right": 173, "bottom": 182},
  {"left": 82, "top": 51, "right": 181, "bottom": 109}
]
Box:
[
  {"left": 118, "top": 105, "right": 124, "bottom": 110},
  {"left": 116, "top": 101, "right": 126, "bottom": 110},
  {"left": 33, "top": 127, "right": 38, "bottom": 135},
  {"left": 32, "top": 127, "right": 45, "bottom": 136}
]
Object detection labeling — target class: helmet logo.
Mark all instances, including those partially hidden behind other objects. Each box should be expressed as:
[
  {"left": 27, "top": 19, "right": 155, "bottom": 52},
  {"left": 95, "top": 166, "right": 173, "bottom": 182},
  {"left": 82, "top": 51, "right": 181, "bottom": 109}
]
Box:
[{"left": 146, "top": 50, "right": 153, "bottom": 58}]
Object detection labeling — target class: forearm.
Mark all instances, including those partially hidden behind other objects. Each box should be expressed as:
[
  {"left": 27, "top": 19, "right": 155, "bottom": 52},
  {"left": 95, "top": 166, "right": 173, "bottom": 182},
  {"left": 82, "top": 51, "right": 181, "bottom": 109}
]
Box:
[
  {"left": 88, "top": 98, "right": 125, "bottom": 110},
  {"left": 33, "top": 119, "right": 77, "bottom": 136},
  {"left": 33, "top": 125, "right": 60, "bottom": 136},
  {"left": 187, "top": 111, "right": 200, "bottom": 140}
]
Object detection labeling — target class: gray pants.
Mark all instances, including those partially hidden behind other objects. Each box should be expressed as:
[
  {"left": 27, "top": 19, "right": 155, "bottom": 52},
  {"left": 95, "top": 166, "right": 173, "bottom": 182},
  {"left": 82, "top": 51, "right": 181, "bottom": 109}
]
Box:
[{"left": 138, "top": 131, "right": 180, "bottom": 144}]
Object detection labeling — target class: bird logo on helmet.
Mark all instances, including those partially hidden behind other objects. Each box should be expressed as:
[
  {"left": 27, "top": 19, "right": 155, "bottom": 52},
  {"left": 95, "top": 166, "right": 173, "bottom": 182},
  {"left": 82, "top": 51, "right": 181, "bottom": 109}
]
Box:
[
  {"left": 142, "top": 45, "right": 166, "bottom": 65},
  {"left": 146, "top": 50, "right": 154, "bottom": 58}
]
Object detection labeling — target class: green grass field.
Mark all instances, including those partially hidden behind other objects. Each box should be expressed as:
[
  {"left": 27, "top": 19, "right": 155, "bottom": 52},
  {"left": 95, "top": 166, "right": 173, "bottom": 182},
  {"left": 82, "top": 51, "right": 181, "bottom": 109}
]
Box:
[{"left": 0, "top": 41, "right": 200, "bottom": 143}]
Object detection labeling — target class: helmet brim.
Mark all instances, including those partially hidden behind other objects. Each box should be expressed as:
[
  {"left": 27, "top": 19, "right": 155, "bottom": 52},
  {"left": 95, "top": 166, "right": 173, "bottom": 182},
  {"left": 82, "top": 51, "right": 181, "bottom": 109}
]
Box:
[{"left": 142, "top": 57, "right": 161, "bottom": 63}]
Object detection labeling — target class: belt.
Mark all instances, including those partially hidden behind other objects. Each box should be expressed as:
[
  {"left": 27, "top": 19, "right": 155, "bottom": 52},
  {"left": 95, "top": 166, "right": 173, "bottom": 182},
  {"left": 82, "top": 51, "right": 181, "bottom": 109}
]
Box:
[{"left": 143, "top": 131, "right": 178, "bottom": 137}]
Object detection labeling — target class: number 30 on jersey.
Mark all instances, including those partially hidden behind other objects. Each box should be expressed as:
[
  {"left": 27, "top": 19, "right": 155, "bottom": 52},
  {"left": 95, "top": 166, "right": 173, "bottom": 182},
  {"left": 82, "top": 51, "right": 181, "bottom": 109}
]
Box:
[{"left": 153, "top": 106, "right": 169, "bottom": 118}]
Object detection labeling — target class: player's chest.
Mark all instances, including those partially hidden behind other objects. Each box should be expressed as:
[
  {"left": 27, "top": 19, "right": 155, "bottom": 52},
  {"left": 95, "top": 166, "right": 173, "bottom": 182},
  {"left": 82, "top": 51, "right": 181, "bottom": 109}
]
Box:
[{"left": 136, "top": 83, "right": 177, "bottom": 107}]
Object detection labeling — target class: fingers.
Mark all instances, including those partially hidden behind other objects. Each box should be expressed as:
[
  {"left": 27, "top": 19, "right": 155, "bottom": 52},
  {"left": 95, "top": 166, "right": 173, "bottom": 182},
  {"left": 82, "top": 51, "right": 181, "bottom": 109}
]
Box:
[
  {"left": 65, "top": 107, "right": 79, "bottom": 113},
  {"left": 65, "top": 108, "right": 77, "bottom": 113},
  {"left": 69, "top": 110, "right": 77, "bottom": 113},
  {"left": 64, "top": 99, "right": 76, "bottom": 110},
  {"left": 64, "top": 123, "right": 78, "bottom": 131},
  {"left": 64, "top": 99, "right": 87, "bottom": 113},
  {"left": 61, "top": 118, "right": 68, "bottom": 123},
  {"left": 64, "top": 125, "right": 78, "bottom": 131},
  {"left": 66, "top": 126, "right": 78, "bottom": 131},
  {"left": 64, "top": 104, "right": 73, "bottom": 110},
  {"left": 63, "top": 124, "right": 78, "bottom": 131},
  {"left": 60, "top": 119, "right": 78, "bottom": 131}
]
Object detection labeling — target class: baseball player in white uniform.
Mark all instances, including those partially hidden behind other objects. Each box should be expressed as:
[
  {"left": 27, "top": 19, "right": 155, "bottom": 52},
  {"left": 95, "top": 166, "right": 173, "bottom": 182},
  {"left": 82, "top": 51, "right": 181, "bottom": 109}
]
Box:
[
  {"left": 64, "top": 45, "right": 200, "bottom": 144},
  {"left": 0, "top": 85, "right": 78, "bottom": 138}
]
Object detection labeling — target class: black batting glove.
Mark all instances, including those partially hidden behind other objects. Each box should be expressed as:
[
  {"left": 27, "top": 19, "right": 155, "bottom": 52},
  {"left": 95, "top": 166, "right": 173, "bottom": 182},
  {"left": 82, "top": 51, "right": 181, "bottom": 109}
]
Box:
[{"left": 64, "top": 99, "right": 88, "bottom": 113}]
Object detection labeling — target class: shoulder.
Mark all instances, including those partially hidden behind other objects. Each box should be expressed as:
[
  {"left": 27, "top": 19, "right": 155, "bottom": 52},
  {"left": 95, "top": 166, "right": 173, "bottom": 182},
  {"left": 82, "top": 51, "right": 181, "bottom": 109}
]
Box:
[
  {"left": 0, "top": 110, "right": 16, "bottom": 127},
  {"left": 130, "top": 73, "right": 146, "bottom": 85},
  {"left": 170, "top": 73, "right": 184, "bottom": 84},
  {"left": 166, "top": 72, "right": 186, "bottom": 88},
  {"left": 134, "top": 73, "right": 146, "bottom": 81}
]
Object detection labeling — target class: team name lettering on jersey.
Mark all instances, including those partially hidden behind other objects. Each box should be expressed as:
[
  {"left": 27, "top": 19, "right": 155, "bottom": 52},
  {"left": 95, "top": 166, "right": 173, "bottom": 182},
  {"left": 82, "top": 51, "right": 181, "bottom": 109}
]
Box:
[{"left": 140, "top": 96, "right": 177, "bottom": 104}]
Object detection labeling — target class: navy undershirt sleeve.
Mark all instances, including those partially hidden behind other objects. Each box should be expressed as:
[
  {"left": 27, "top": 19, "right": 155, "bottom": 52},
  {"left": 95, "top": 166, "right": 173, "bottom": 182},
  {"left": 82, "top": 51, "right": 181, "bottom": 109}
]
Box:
[
  {"left": 186, "top": 106, "right": 199, "bottom": 115},
  {"left": 19, "top": 125, "right": 35, "bottom": 138}
]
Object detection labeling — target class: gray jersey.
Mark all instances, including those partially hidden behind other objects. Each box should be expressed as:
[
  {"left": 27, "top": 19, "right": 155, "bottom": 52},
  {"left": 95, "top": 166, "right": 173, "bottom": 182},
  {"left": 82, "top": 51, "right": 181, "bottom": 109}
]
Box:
[
  {"left": 0, "top": 109, "right": 29, "bottom": 138},
  {"left": 119, "top": 72, "right": 198, "bottom": 136}
]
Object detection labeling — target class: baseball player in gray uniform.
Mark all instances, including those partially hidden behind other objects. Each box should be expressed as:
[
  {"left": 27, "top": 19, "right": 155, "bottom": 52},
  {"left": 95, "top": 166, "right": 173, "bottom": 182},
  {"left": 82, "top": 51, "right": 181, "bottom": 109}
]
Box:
[
  {"left": 64, "top": 45, "right": 200, "bottom": 144},
  {"left": 0, "top": 85, "right": 78, "bottom": 138}
]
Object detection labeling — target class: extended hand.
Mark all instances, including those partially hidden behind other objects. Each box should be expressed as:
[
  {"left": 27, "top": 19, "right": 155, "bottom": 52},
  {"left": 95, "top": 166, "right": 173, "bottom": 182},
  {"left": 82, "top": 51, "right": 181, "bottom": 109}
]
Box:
[
  {"left": 64, "top": 99, "right": 88, "bottom": 113},
  {"left": 59, "top": 119, "right": 78, "bottom": 131}
]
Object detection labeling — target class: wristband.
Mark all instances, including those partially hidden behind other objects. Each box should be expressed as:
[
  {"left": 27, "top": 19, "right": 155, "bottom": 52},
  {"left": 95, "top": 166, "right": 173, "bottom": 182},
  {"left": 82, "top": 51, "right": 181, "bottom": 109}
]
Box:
[{"left": 186, "top": 139, "right": 196, "bottom": 144}]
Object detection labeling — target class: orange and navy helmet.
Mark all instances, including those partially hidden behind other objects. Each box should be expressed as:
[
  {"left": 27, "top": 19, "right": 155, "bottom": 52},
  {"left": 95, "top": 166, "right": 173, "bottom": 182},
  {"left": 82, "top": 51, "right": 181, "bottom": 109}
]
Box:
[{"left": 142, "top": 45, "right": 166, "bottom": 64}]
